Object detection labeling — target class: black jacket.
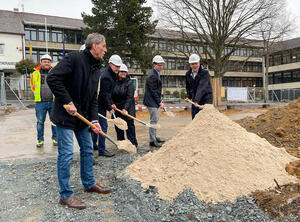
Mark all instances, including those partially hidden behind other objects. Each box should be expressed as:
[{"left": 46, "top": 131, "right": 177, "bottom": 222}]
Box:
[
  {"left": 47, "top": 48, "right": 102, "bottom": 130},
  {"left": 143, "top": 68, "right": 162, "bottom": 108},
  {"left": 98, "top": 66, "right": 117, "bottom": 111},
  {"left": 112, "top": 75, "right": 136, "bottom": 117},
  {"left": 185, "top": 67, "right": 213, "bottom": 105}
]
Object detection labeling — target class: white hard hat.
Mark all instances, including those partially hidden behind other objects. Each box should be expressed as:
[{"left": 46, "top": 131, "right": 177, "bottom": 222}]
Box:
[
  {"left": 152, "top": 55, "right": 165, "bottom": 64},
  {"left": 119, "top": 64, "right": 128, "bottom": 72},
  {"left": 79, "top": 44, "right": 86, "bottom": 51},
  {"left": 109, "top": 55, "right": 122, "bottom": 66},
  {"left": 188, "top": 54, "right": 200, "bottom": 63},
  {"left": 40, "top": 54, "right": 52, "bottom": 62}
]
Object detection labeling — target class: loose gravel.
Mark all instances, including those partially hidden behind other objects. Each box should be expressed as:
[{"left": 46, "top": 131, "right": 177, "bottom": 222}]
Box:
[{"left": 0, "top": 146, "right": 298, "bottom": 222}]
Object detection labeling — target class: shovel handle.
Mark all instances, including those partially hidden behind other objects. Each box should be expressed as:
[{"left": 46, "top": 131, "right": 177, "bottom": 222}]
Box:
[
  {"left": 63, "top": 105, "right": 109, "bottom": 139},
  {"left": 115, "top": 107, "right": 147, "bottom": 126},
  {"left": 185, "top": 98, "right": 204, "bottom": 109}
]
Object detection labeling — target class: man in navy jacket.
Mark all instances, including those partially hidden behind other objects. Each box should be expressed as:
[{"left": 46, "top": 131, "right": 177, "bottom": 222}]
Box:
[{"left": 185, "top": 54, "right": 213, "bottom": 119}]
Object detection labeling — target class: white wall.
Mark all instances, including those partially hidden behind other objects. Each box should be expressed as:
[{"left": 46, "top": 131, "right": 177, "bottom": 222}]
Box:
[{"left": 0, "top": 33, "right": 24, "bottom": 71}]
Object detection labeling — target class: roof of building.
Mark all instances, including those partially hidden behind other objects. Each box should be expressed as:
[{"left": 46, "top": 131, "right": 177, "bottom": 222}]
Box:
[
  {"left": 272, "top": 37, "right": 300, "bottom": 52},
  {"left": 0, "top": 9, "right": 87, "bottom": 35}
]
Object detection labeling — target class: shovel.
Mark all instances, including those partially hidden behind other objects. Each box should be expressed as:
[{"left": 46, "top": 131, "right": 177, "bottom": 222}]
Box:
[
  {"left": 63, "top": 105, "right": 136, "bottom": 153},
  {"left": 185, "top": 98, "right": 205, "bottom": 109},
  {"left": 115, "top": 107, "right": 160, "bottom": 129},
  {"left": 98, "top": 113, "right": 128, "bottom": 130},
  {"left": 162, "top": 106, "right": 175, "bottom": 117}
]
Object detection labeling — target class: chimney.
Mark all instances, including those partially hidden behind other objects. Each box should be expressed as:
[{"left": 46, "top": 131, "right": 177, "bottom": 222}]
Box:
[{"left": 13, "top": 8, "right": 19, "bottom": 12}]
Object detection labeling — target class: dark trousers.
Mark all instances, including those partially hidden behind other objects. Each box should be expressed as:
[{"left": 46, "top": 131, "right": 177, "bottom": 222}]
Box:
[
  {"left": 92, "top": 106, "right": 108, "bottom": 154},
  {"left": 191, "top": 104, "right": 202, "bottom": 119},
  {"left": 114, "top": 113, "right": 138, "bottom": 147}
]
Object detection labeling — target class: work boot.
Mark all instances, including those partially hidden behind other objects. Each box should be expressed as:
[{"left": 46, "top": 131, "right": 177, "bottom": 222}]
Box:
[
  {"left": 149, "top": 141, "right": 162, "bottom": 147},
  {"left": 99, "top": 150, "right": 115, "bottom": 157},
  {"left": 156, "top": 137, "right": 165, "bottom": 143},
  {"left": 93, "top": 144, "right": 98, "bottom": 151},
  {"left": 59, "top": 196, "right": 86, "bottom": 209},
  {"left": 52, "top": 139, "right": 58, "bottom": 146},
  {"left": 36, "top": 140, "right": 44, "bottom": 148},
  {"left": 85, "top": 183, "right": 111, "bottom": 194}
]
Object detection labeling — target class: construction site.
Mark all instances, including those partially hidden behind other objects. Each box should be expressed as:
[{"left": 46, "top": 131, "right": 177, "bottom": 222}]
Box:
[{"left": 0, "top": 99, "right": 299, "bottom": 222}]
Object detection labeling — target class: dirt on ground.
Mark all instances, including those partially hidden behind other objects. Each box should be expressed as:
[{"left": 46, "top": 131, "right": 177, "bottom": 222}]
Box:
[
  {"left": 237, "top": 98, "right": 300, "bottom": 158},
  {"left": 237, "top": 99, "right": 300, "bottom": 221}
]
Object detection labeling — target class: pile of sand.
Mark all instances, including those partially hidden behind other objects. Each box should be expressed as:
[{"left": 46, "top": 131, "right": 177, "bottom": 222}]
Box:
[
  {"left": 126, "top": 105, "right": 297, "bottom": 203},
  {"left": 237, "top": 98, "right": 300, "bottom": 158}
]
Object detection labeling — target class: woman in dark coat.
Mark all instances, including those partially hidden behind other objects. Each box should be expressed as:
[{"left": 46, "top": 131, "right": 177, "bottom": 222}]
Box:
[{"left": 112, "top": 64, "right": 138, "bottom": 147}]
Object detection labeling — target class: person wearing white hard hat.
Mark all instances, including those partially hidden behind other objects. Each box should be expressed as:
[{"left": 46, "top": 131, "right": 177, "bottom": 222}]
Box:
[
  {"left": 111, "top": 64, "right": 138, "bottom": 147},
  {"left": 185, "top": 53, "right": 213, "bottom": 119},
  {"left": 143, "top": 55, "right": 166, "bottom": 148},
  {"left": 93, "top": 54, "right": 122, "bottom": 157},
  {"left": 30, "top": 54, "right": 57, "bottom": 148}
]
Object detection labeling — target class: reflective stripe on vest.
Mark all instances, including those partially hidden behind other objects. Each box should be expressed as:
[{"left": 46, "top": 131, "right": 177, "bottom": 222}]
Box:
[{"left": 30, "top": 70, "right": 41, "bottom": 102}]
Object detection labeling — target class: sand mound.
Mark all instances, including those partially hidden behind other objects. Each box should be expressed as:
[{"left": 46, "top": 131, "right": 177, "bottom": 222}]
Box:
[{"left": 126, "top": 105, "right": 297, "bottom": 203}]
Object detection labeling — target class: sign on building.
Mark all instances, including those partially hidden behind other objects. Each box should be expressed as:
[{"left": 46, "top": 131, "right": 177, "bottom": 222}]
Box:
[{"left": 227, "top": 87, "right": 248, "bottom": 101}]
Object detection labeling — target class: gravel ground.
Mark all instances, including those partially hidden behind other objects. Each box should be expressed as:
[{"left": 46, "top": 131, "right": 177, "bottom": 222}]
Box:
[{"left": 0, "top": 146, "right": 298, "bottom": 222}]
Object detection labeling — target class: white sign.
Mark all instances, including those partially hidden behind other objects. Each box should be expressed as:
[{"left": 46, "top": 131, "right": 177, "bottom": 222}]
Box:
[{"left": 227, "top": 87, "right": 248, "bottom": 101}]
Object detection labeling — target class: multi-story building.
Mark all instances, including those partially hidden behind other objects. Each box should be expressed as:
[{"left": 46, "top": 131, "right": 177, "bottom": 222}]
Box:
[
  {"left": 0, "top": 9, "right": 86, "bottom": 77},
  {"left": 268, "top": 38, "right": 300, "bottom": 100},
  {"left": 127, "top": 29, "right": 264, "bottom": 95}
]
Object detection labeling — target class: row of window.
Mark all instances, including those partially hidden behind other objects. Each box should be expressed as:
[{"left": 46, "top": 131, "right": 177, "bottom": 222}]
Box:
[
  {"left": 268, "top": 69, "right": 300, "bottom": 84},
  {"left": 25, "top": 49, "right": 68, "bottom": 63},
  {"left": 150, "top": 39, "right": 263, "bottom": 57},
  {"left": 269, "top": 49, "right": 300, "bottom": 66},
  {"left": 222, "top": 77, "right": 263, "bottom": 87},
  {"left": 25, "top": 26, "right": 84, "bottom": 44},
  {"left": 133, "top": 75, "right": 262, "bottom": 89}
]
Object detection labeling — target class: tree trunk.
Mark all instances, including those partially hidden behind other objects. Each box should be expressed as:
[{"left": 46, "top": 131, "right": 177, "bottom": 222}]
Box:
[{"left": 211, "top": 77, "right": 222, "bottom": 106}]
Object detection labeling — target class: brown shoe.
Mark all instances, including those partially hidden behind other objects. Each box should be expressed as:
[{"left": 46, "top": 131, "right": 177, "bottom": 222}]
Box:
[
  {"left": 85, "top": 183, "right": 111, "bottom": 194},
  {"left": 59, "top": 196, "right": 86, "bottom": 209}
]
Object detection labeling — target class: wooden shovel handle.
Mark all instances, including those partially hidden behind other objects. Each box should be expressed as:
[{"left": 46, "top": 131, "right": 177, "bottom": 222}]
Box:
[
  {"left": 185, "top": 98, "right": 204, "bottom": 109},
  {"left": 115, "top": 107, "right": 135, "bottom": 121}
]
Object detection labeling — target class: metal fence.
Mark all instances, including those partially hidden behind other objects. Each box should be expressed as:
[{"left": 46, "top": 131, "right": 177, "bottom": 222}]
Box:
[
  {"left": 269, "top": 88, "right": 300, "bottom": 102},
  {"left": 0, "top": 75, "right": 33, "bottom": 106}
]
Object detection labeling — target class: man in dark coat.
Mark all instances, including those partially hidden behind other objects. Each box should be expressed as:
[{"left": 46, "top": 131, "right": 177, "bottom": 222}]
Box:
[
  {"left": 94, "top": 54, "right": 122, "bottom": 157},
  {"left": 185, "top": 54, "right": 213, "bottom": 119},
  {"left": 143, "top": 55, "right": 165, "bottom": 148},
  {"left": 47, "top": 33, "right": 111, "bottom": 210}
]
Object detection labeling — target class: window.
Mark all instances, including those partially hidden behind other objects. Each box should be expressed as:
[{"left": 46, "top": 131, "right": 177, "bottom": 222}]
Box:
[
  {"left": 176, "top": 42, "right": 183, "bottom": 52},
  {"left": 76, "top": 31, "right": 83, "bottom": 44},
  {"left": 232, "top": 48, "right": 240, "bottom": 56},
  {"left": 51, "top": 30, "right": 63, "bottom": 42},
  {"left": 167, "top": 41, "right": 175, "bottom": 52},
  {"left": 26, "top": 49, "right": 38, "bottom": 62},
  {"left": 184, "top": 43, "right": 191, "bottom": 53},
  {"left": 274, "top": 54, "right": 281, "bottom": 66},
  {"left": 293, "top": 70, "right": 300, "bottom": 82},
  {"left": 25, "top": 27, "right": 37, "bottom": 41},
  {"left": 167, "top": 58, "right": 176, "bottom": 70},
  {"left": 283, "top": 71, "right": 292, "bottom": 83},
  {"left": 0, "top": 44, "right": 4, "bottom": 55},
  {"left": 241, "top": 48, "right": 247, "bottom": 57},
  {"left": 150, "top": 39, "right": 159, "bottom": 50},
  {"left": 274, "top": 72, "right": 282, "bottom": 84},
  {"left": 176, "top": 58, "right": 187, "bottom": 70},
  {"left": 159, "top": 40, "right": 166, "bottom": 51}
]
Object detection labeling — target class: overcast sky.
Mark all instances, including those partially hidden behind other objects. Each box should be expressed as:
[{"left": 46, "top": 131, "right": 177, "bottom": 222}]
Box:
[{"left": 1, "top": 0, "right": 300, "bottom": 38}]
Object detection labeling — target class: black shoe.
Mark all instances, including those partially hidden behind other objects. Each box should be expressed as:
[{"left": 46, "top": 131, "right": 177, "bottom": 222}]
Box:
[
  {"left": 93, "top": 144, "right": 98, "bottom": 151},
  {"left": 99, "top": 150, "right": 115, "bottom": 157},
  {"left": 156, "top": 137, "right": 165, "bottom": 143},
  {"left": 149, "top": 141, "right": 162, "bottom": 147}
]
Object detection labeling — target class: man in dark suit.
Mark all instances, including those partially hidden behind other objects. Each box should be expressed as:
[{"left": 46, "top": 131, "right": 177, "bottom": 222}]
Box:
[
  {"left": 185, "top": 54, "right": 213, "bottom": 119},
  {"left": 143, "top": 55, "right": 165, "bottom": 148}
]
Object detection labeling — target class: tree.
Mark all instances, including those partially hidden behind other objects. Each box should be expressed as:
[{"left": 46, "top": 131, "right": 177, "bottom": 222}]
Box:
[
  {"left": 82, "top": 0, "right": 157, "bottom": 74},
  {"left": 257, "top": 0, "right": 293, "bottom": 102},
  {"left": 15, "top": 59, "right": 38, "bottom": 75},
  {"left": 156, "top": 0, "right": 282, "bottom": 106}
]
